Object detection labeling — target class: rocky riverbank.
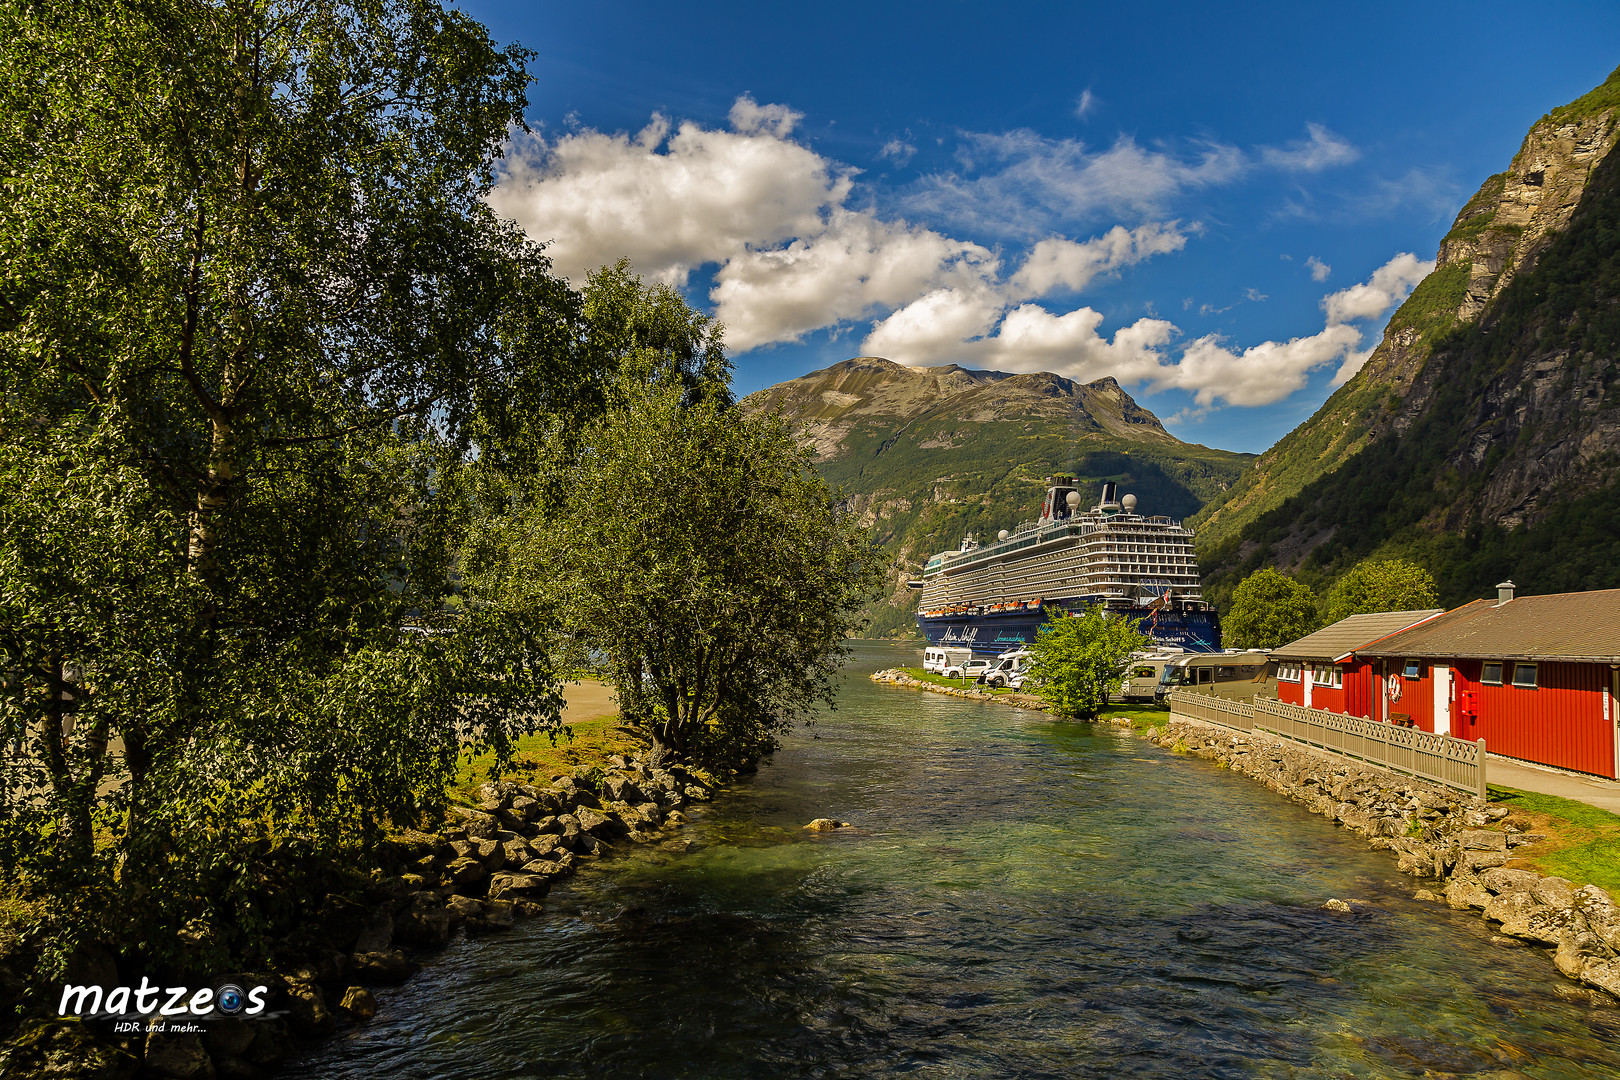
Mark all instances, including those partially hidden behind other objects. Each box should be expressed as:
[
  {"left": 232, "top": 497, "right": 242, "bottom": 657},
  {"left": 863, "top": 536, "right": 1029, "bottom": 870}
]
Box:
[
  {"left": 0, "top": 750, "right": 724, "bottom": 1079},
  {"left": 869, "top": 668, "right": 1052, "bottom": 711},
  {"left": 1151, "top": 717, "right": 1620, "bottom": 1005}
]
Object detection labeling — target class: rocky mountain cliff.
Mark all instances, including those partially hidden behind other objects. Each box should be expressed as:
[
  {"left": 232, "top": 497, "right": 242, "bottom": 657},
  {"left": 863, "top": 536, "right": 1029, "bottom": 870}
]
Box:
[
  {"left": 1197, "top": 65, "right": 1620, "bottom": 608},
  {"left": 744, "top": 356, "right": 1252, "bottom": 636}
]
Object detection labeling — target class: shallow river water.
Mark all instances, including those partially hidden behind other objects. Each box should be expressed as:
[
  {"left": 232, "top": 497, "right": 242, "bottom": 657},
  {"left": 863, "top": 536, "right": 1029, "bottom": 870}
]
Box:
[{"left": 286, "top": 642, "right": 1620, "bottom": 1079}]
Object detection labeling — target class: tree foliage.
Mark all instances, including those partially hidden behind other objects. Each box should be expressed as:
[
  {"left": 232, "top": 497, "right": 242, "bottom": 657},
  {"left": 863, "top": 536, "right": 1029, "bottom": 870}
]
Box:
[
  {"left": 1322, "top": 558, "right": 1439, "bottom": 623},
  {"left": 1224, "top": 568, "right": 1319, "bottom": 649},
  {"left": 0, "top": 0, "right": 572, "bottom": 966},
  {"left": 1024, "top": 608, "right": 1148, "bottom": 719},
  {"left": 468, "top": 277, "right": 884, "bottom": 766}
]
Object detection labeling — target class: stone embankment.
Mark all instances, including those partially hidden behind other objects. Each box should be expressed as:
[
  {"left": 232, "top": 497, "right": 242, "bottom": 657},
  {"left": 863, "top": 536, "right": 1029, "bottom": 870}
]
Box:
[
  {"left": 870, "top": 668, "right": 1052, "bottom": 711},
  {"left": 1153, "top": 718, "right": 1620, "bottom": 1004},
  {"left": 129, "top": 752, "right": 720, "bottom": 1079}
]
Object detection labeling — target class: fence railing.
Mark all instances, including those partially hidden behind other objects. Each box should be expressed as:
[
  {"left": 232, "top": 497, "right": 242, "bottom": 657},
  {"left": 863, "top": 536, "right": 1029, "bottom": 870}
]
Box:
[
  {"left": 1167, "top": 691, "right": 1486, "bottom": 798},
  {"left": 1164, "top": 691, "right": 1255, "bottom": 731}
]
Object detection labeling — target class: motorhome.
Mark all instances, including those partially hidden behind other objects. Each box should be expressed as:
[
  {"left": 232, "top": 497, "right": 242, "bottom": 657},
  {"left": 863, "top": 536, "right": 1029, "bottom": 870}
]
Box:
[
  {"left": 1153, "top": 650, "right": 1273, "bottom": 703},
  {"left": 923, "top": 646, "right": 973, "bottom": 675},
  {"left": 1112, "top": 650, "right": 1187, "bottom": 703},
  {"left": 979, "top": 648, "right": 1032, "bottom": 689}
]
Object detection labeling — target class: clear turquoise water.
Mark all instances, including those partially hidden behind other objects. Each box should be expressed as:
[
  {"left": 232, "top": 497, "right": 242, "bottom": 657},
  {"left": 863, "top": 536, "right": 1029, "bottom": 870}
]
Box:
[{"left": 286, "top": 643, "right": 1620, "bottom": 1079}]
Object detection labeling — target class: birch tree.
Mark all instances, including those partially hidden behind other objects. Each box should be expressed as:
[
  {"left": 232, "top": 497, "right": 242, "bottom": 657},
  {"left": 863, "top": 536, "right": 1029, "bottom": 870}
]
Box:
[{"left": 0, "top": 0, "right": 570, "bottom": 961}]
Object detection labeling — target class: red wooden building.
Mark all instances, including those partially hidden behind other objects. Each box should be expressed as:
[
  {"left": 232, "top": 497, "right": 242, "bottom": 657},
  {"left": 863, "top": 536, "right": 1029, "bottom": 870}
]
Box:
[
  {"left": 1355, "top": 583, "right": 1620, "bottom": 779},
  {"left": 1271, "top": 609, "right": 1442, "bottom": 716}
]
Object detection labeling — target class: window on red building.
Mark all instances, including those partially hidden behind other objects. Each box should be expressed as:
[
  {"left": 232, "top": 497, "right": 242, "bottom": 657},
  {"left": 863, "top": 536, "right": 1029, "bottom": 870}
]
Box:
[
  {"left": 1512, "top": 663, "right": 1538, "bottom": 689},
  {"left": 1482, "top": 662, "right": 1504, "bottom": 685}
]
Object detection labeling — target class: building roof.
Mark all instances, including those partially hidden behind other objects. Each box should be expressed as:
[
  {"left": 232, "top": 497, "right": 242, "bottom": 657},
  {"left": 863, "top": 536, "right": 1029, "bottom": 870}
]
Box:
[
  {"left": 1271, "top": 610, "right": 1444, "bottom": 663},
  {"left": 1358, "top": 590, "right": 1620, "bottom": 663}
]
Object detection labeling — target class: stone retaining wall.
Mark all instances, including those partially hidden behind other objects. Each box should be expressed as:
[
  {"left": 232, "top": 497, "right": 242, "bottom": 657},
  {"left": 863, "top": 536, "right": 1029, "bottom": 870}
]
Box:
[{"left": 1153, "top": 717, "right": 1620, "bottom": 1003}]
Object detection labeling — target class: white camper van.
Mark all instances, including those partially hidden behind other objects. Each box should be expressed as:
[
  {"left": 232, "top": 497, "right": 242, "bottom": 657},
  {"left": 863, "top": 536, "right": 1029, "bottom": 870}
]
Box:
[
  {"left": 979, "top": 648, "right": 1032, "bottom": 689},
  {"left": 923, "top": 646, "right": 973, "bottom": 675}
]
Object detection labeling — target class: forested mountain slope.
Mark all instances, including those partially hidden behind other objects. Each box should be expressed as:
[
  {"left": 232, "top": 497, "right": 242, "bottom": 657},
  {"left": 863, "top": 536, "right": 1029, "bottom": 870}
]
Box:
[
  {"left": 743, "top": 356, "right": 1251, "bottom": 635},
  {"left": 1198, "top": 65, "right": 1620, "bottom": 609}
]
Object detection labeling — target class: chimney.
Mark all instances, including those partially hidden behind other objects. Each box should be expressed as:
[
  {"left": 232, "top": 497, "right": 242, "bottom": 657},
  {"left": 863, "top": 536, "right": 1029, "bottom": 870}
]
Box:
[{"left": 1496, "top": 580, "right": 1515, "bottom": 606}]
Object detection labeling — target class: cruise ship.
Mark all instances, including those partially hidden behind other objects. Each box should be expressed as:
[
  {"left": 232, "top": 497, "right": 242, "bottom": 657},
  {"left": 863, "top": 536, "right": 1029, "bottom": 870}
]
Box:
[{"left": 912, "top": 476, "right": 1221, "bottom": 655}]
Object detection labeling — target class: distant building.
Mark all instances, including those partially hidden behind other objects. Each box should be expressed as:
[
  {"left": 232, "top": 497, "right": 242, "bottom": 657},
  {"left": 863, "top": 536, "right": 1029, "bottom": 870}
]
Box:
[
  {"left": 1271, "top": 609, "right": 1443, "bottom": 716},
  {"left": 1355, "top": 583, "right": 1620, "bottom": 779}
]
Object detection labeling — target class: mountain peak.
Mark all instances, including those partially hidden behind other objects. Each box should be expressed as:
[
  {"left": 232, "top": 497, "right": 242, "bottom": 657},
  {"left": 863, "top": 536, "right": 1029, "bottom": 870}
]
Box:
[{"left": 742, "top": 357, "right": 1176, "bottom": 458}]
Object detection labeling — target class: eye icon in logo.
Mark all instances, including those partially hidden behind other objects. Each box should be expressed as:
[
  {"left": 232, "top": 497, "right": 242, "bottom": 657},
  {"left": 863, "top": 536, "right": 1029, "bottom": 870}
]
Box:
[{"left": 215, "top": 984, "right": 246, "bottom": 1016}]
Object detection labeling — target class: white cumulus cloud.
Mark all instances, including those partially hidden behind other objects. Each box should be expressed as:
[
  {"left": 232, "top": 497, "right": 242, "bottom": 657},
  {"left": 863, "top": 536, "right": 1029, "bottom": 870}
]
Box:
[
  {"left": 1323, "top": 251, "right": 1433, "bottom": 325},
  {"left": 859, "top": 250, "right": 1433, "bottom": 410},
  {"left": 487, "top": 97, "right": 1397, "bottom": 414},
  {"left": 1007, "top": 222, "right": 1189, "bottom": 298},
  {"left": 711, "top": 211, "right": 996, "bottom": 351},
  {"left": 1306, "top": 255, "right": 1331, "bottom": 281},
  {"left": 488, "top": 109, "right": 849, "bottom": 286}
]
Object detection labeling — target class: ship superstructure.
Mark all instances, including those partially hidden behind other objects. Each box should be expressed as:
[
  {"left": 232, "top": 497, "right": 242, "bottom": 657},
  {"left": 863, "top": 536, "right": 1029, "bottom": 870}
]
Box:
[{"left": 913, "top": 477, "right": 1220, "bottom": 654}]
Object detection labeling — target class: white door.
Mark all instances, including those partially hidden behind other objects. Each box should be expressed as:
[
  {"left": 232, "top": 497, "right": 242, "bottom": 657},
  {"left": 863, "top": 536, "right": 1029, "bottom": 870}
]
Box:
[
  {"left": 1302, "top": 667, "right": 1313, "bottom": 709},
  {"left": 1610, "top": 668, "right": 1618, "bottom": 779},
  {"left": 1433, "top": 665, "right": 1451, "bottom": 736}
]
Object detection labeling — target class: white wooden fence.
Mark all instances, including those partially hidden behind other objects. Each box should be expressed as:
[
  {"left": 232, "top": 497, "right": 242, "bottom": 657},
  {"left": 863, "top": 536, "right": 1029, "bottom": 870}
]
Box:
[
  {"left": 1164, "top": 691, "right": 1256, "bottom": 731},
  {"left": 1167, "top": 690, "right": 1487, "bottom": 799}
]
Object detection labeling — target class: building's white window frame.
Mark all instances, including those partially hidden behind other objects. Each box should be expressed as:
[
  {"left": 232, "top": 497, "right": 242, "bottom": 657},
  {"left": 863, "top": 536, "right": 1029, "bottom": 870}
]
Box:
[
  {"left": 1403, "top": 659, "right": 1423, "bottom": 680},
  {"left": 1309, "top": 663, "right": 1343, "bottom": 689},
  {"left": 1512, "top": 662, "right": 1538, "bottom": 689},
  {"left": 1277, "top": 662, "right": 1302, "bottom": 683},
  {"left": 1481, "top": 661, "right": 1504, "bottom": 686}
]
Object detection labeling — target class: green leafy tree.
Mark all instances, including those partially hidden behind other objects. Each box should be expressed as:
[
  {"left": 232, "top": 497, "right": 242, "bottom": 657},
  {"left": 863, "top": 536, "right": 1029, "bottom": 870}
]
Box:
[
  {"left": 0, "top": 0, "right": 572, "bottom": 965},
  {"left": 471, "top": 348, "right": 884, "bottom": 766},
  {"left": 1224, "top": 568, "right": 1320, "bottom": 648},
  {"left": 1322, "top": 558, "right": 1440, "bottom": 623},
  {"left": 1024, "top": 608, "right": 1149, "bottom": 719}
]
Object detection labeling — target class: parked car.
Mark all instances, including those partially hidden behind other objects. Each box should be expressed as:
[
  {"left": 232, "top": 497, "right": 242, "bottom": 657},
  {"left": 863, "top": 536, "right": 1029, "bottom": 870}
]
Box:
[{"left": 944, "top": 658, "right": 992, "bottom": 680}]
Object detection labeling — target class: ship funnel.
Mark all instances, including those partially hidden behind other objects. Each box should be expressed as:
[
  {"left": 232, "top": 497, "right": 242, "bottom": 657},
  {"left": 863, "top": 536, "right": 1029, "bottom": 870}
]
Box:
[{"left": 1097, "top": 481, "right": 1120, "bottom": 512}]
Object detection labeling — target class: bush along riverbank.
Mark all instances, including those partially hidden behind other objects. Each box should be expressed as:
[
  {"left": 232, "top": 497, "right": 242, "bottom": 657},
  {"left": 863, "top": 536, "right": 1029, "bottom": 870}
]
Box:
[
  {"left": 0, "top": 750, "right": 727, "bottom": 1080},
  {"left": 1151, "top": 717, "right": 1620, "bottom": 1006}
]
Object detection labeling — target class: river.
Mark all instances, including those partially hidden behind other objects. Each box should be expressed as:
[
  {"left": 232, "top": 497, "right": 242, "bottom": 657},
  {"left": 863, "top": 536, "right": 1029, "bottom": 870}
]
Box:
[{"left": 286, "top": 642, "right": 1620, "bottom": 1079}]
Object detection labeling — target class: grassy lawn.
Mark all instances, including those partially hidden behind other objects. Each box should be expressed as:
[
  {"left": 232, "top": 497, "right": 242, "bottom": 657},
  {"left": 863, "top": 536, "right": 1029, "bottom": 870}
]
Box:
[
  {"left": 449, "top": 712, "right": 643, "bottom": 805},
  {"left": 1097, "top": 705, "right": 1172, "bottom": 732},
  {"left": 1489, "top": 785, "right": 1620, "bottom": 896},
  {"left": 894, "top": 666, "right": 1024, "bottom": 694}
]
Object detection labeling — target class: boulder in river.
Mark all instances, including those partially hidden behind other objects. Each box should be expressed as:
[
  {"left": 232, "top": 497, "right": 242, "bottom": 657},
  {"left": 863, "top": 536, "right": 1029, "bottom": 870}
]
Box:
[
  {"left": 351, "top": 950, "right": 415, "bottom": 983},
  {"left": 804, "top": 818, "right": 851, "bottom": 831},
  {"left": 487, "top": 872, "right": 550, "bottom": 901},
  {"left": 337, "top": 985, "right": 378, "bottom": 1022}
]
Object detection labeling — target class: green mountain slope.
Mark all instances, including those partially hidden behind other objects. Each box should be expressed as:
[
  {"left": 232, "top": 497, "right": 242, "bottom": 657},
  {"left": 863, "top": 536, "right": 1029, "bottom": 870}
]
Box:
[
  {"left": 1199, "top": 65, "right": 1620, "bottom": 610},
  {"left": 743, "top": 356, "right": 1252, "bottom": 636},
  {"left": 1193, "top": 64, "right": 1620, "bottom": 556}
]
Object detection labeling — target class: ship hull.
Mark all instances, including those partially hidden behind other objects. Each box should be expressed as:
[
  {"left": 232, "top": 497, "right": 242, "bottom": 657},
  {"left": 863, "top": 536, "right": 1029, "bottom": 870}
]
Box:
[{"left": 918, "top": 601, "right": 1220, "bottom": 656}]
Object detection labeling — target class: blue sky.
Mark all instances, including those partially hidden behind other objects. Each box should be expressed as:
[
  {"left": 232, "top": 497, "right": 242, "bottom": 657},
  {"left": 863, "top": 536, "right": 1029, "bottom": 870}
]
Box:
[{"left": 465, "top": 0, "right": 1620, "bottom": 453}]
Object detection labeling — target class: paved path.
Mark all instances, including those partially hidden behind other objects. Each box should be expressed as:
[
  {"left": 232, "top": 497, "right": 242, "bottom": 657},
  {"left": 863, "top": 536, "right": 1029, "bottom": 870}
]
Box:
[{"left": 1487, "top": 753, "right": 1620, "bottom": 815}]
